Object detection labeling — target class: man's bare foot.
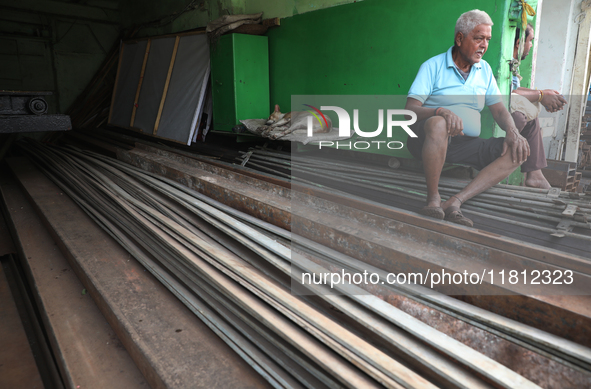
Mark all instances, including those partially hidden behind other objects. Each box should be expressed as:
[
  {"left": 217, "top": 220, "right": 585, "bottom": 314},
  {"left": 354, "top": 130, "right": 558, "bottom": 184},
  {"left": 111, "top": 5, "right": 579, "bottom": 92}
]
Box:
[{"left": 524, "top": 170, "right": 551, "bottom": 189}]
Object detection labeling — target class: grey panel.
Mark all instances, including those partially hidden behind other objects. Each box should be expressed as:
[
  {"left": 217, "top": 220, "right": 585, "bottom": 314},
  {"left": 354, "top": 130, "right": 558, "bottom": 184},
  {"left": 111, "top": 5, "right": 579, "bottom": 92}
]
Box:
[
  {"left": 134, "top": 36, "right": 176, "bottom": 133},
  {"left": 157, "top": 34, "right": 209, "bottom": 143},
  {"left": 110, "top": 40, "right": 147, "bottom": 128}
]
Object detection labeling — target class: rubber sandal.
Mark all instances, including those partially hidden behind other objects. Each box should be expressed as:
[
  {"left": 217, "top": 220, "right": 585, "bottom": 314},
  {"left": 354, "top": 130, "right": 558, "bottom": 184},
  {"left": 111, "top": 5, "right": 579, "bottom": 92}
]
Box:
[
  {"left": 444, "top": 206, "right": 473, "bottom": 227},
  {"left": 419, "top": 206, "right": 445, "bottom": 220}
]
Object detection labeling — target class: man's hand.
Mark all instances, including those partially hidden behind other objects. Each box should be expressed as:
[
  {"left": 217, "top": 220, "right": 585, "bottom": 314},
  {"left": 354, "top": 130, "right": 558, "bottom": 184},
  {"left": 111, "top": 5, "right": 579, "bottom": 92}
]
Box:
[
  {"left": 502, "top": 128, "right": 530, "bottom": 164},
  {"left": 541, "top": 90, "right": 567, "bottom": 113},
  {"left": 438, "top": 108, "right": 464, "bottom": 136}
]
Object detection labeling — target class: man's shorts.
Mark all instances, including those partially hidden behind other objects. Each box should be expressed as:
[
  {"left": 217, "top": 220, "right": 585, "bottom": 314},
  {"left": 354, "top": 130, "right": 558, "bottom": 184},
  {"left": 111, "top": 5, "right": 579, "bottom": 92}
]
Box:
[{"left": 406, "top": 118, "right": 505, "bottom": 171}]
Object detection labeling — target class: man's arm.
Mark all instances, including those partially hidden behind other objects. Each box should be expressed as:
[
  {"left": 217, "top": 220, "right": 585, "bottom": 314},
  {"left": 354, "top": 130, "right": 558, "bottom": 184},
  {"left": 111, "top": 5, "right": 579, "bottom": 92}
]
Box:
[
  {"left": 488, "top": 102, "right": 530, "bottom": 163},
  {"left": 513, "top": 87, "right": 567, "bottom": 113},
  {"left": 405, "top": 97, "right": 464, "bottom": 136}
]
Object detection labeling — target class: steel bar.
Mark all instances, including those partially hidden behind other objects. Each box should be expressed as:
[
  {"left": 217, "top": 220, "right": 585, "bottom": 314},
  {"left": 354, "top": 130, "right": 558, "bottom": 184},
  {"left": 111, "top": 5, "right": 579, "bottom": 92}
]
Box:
[
  {"left": 80, "top": 151, "right": 531, "bottom": 388},
  {"left": 110, "top": 143, "right": 591, "bottom": 349},
  {"left": 246, "top": 156, "right": 591, "bottom": 240},
  {"left": 20, "top": 142, "right": 427, "bottom": 389},
  {"left": 7, "top": 155, "right": 272, "bottom": 389},
  {"left": 19, "top": 141, "right": 547, "bottom": 388},
  {"left": 39, "top": 143, "right": 591, "bottom": 384},
  {"left": 241, "top": 148, "right": 591, "bottom": 208},
  {"left": 238, "top": 152, "right": 591, "bottom": 239},
  {"left": 241, "top": 151, "right": 591, "bottom": 213},
  {"left": 115, "top": 143, "right": 591, "bottom": 382},
  {"left": 20, "top": 143, "right": 358, "bottom": 388},
  {"left": 20, "top": 141, "right": 591, "bottom": 386}
]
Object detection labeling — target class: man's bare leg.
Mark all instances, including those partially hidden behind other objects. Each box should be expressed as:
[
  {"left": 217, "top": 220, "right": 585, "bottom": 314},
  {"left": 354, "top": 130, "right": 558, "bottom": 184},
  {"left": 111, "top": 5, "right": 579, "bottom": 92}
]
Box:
[
  {"left": 421, "top": 117, "right": 449, "bottom": 209},
  {"left": 441, "top": 152, "right": 522, "bottom": 211},
  {"left": 511, "top": 113, "right": 551, "bottom": 189},
  {"left": 524, "top": 169, "right": 551, "bottom": 189}
]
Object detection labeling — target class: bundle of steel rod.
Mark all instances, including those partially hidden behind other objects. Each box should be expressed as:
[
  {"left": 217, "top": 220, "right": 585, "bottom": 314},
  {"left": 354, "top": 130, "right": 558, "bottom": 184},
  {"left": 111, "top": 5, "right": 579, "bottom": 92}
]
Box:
[
  {"left": 237, "top": 147, "right": 591, "bottom": 241},
  {"left": 15, "top": 139, "right": 591, "bottom": 388}
]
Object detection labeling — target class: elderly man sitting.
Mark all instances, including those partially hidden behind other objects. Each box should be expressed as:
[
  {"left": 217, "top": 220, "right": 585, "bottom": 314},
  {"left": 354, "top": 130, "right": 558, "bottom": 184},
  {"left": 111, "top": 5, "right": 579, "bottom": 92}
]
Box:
[{"left": 405, "top": 9, "right": 544, "bottom": 227}]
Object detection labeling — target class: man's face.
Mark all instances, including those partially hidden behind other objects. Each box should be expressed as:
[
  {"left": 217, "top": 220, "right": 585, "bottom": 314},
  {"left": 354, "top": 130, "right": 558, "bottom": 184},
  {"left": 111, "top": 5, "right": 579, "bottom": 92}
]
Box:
[
  {"left": 521, "top": 27, "right": 534, "bottom": 60},
  {"left": 456, "top": 24, "right": 492, "bottom": 65}
]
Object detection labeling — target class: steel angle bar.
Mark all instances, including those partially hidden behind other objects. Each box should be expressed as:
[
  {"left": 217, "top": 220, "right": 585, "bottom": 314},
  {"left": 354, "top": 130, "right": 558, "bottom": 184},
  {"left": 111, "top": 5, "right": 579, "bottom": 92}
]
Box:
[
  {"left": 240, "top": 153, "right": 295, "bottom": 168},
  {"left": 297, "top": 166, "right": 577, "bottom": 211},
  {"left": 388, "top": 186, "right": 589, "bottom": 227},
  {"left": 81, "top": 149, "right": 580, "bottom": 382},
  {"left": 23, "top": 146, "right": 342, "bottom": 387},
  {"left": 50, "top": 150, "right": 401, "bottom": 388},
  {"left": 19, "top": 142, "right": 324, "bottom": 387},
  {"left": 250, "top": 213, "right": 591, "bottom": 378},
  {"left": 73, "top": 206, "right": 298, "bottom": 389},
  {"left": 20, "top": 153, "right": 295, "bottom": 389},
  {"left": 115, "top": 180, "right": 293, "bottom": 289},
  {"left": 73, "top": 158, "right": 428, "bottom": 388},
  {"left": 72, "top": 150, "right": 296, "bottom": 263},
  {"left": 112, "top": 218, "right": 329, "bottom": 389},
  {"left": 181, "top": 267, "right": 340, "bottom": 389},
  {"left": 289, "top": 267, "right": 503, "bottom": 389},
  {"left": 107, "top": 191, "right": 416, "bottom": 389},
  {"left": 130, "top": 218, "right": 338, "bottom": 389},
  {"left": 151, "top": 179, "right": 591, "bottom": 377},
  {"left": 87, "top": 224, "right": 294, "bottom": 389},
  {"left": 51, "top": 148, "right": 591, "bottom": 370},
  {"left": 461, "top": 208, "right": 591, "bottom": 241},
  {"left": 130, "top": 224, "right": 390, "bottom": 388}
]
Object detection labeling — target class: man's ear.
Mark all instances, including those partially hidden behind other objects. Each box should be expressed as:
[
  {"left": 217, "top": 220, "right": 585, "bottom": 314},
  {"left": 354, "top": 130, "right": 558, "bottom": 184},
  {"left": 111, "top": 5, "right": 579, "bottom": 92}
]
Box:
[
  {"left": 455, "top": 32, "right": 463, "bottom": 46},
  {"left": 514, "top": 38, "right": 520, "bottom": 49}
]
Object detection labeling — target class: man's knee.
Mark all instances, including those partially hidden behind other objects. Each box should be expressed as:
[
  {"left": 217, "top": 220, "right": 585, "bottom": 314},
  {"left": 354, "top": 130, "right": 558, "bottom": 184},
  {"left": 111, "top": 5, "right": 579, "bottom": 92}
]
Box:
[
  {"left": 423, "top": 116, "right": 448, "bottom": 140},
  {"left": 511, "top": 111, "right": 527, "bottom": 131},
  {"left": 497, "top": 151, "right": 524, "bottom": 169}
]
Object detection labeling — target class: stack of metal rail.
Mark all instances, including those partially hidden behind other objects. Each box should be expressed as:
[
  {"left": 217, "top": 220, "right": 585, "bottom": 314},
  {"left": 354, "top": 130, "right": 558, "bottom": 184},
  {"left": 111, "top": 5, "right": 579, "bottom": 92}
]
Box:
[
  {"left": 237, "top": 147, "right": 591, "bottom": 243},
  {"left": 15, "top": 139, "right": 591, "bottom": 388}
]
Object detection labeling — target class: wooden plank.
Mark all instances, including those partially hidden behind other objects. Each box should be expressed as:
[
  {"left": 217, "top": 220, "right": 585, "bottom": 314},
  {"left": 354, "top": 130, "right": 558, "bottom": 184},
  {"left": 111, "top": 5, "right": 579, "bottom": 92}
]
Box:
[
  {"left": 108, "top": 42, "right": 125, "bottom": 125},
  {"left": 130, "top": 39, "right": 151, "bottom": 128},
  {"left": 0, "top": 178, "right": 148, "bottom": 389},
  {"left": 6, "top": 157, "right": 270, "bottom": 389},
  {"left": 153, "top": 36, "right": 179, "bottom": 135}
]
